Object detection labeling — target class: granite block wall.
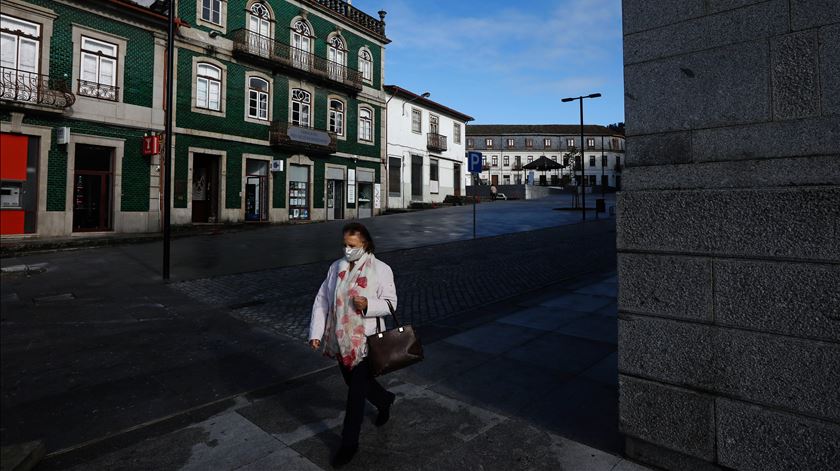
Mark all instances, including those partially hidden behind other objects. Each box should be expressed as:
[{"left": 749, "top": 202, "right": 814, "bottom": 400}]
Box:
[{"left": 618, "top": 1, "right": 840, "bottom": 469}]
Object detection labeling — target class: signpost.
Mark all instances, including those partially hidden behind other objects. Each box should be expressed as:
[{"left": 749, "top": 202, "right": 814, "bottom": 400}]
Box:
[{"left": 467, "top": 151, "right": 482, "bottom": 239}]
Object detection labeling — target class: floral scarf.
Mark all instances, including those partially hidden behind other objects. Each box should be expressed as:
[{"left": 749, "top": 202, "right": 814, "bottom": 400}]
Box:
[{"left": 323, "top": 252, "right": 378, "bottom": 370}]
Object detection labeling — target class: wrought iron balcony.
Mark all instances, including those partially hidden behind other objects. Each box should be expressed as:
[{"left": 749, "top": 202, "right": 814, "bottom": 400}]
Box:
[
  {"left": 77, "top": 79, "right": 119, "bottom": 101},
  {"left": 230, "top": 29, "right": 363, "bottom": 93},
  {"left": 482, "top": 164, "right": 490, "bottom": 171},
  {"left": 270, "top": 121, "right": 337, "bottom": 154},
  {"left": 0, "top": 67, "right": 75, "bottom": 110},
  {"left": 427, "top": 132, "right": 447, "bottom": 152},
  {"left": 512, "top": 163, "right": 523, "bottom": 171}
]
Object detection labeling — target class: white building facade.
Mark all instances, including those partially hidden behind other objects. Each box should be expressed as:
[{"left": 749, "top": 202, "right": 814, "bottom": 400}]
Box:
[
  {"left": 465, "top": 125, "right": 625, "bottom": 190},
  {"left": 385, "top": 86, "right": 473, "bottom": 208}
]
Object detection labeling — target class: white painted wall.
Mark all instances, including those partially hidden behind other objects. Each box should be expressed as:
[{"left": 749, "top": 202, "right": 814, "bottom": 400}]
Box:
[{"left": 386, "top": 93, "right": 468, "bottom": 208}]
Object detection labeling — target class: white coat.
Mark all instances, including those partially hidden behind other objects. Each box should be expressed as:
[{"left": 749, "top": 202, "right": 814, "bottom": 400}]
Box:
[{"left": 309, "top": 257, "right": 398, "bottom": 342}]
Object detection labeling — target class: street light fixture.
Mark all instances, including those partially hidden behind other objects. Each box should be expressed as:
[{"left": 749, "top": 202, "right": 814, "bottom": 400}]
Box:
[
  {"left": 561, "top": 93, "right": 601, "bottom": 220},
  {"left": 401, "top": 91, "right": 431, "bottom": 115}
]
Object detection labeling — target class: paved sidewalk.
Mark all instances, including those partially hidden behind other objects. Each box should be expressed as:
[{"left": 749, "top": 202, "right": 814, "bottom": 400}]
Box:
[{"left": 40, "top": 272, "right": 649, "bottom": 471}]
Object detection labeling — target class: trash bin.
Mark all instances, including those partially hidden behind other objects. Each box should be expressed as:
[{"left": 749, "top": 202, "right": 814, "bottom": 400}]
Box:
[{"left": 596, "top": 198, "right": 606, "bottom": 213}]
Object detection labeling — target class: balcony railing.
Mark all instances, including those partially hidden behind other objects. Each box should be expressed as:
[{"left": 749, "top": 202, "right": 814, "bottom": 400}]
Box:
[
  {"left": 614, "top": 163, "right": 623, "bottom": 172},
  {"left": 77, "top": 79, "right": 118, "bottom": 101},
  {"left": 427, "top": 132, "right": 447, "bottom": 152},
  {"left": 0, "top": 67, "right": 75, "bottom": 110},
  {"left": 482, "top": 164, "right": 490, "bottom": 171},
  {"left": 230, "top": 29, "right": 362, "bottom": 93},
  {"left": 512, "top": 164, "right": 523, "bottom": 171},
  {"left": 304, "top": 0, "right": 386, "bottom": 38},
  {"left": 270, "top": 121, "right": 337, "bottom": 154}
]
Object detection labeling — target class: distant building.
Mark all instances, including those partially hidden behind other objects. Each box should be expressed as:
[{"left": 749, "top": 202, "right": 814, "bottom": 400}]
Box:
[
  {"left": 384, "top": 85, "right": 473, "bottom": 208},
  {"left": 465, "top": 125, "right": 625, "bottom": 189}
]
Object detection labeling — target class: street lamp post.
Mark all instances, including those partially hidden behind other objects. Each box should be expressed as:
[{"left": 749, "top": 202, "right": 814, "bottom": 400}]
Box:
[
  {"left": 561, "top": 93, "right": 601, "bottom": 220},
  {"left": 162, "top": 0, "right": 176, "bottom": 280}
]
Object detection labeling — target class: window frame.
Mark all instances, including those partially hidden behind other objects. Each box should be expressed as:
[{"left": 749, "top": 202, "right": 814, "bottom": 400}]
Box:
[
  {"left": 566, "top": 138, "right": 575, "bottom": 148},
  {"left": 429, "top": 114, "right": 439, "bottom": 135},
  {"left": 192, "top": 57, "right": 227, "bottom": 116},
  {"left": 503, "top": 155, "right": 509, "bottom": 166},
  {"left": 525, "top": 138, "right": 533, "bottom": 148},
  {"left": 290, "top": 87, "right": 312, "bottom": 127},
  {"left": 544, "top": 138, "right": 551, "bottom": 148},
  {"left": 453, "top": 122, "right": 461, "bottom": 144},
  {"left": 195, "top": 62, "right": 222, "bottom": 112},
  {"left": 485, "top": 138, "right": 493, "bottom": 148},
  {"left": 589, "top": 156, "right": 596, "bottom": 167},
  {"left": 466, "top": 138, "right": 474, "bottom": 148},
  {"left": 587, "top": 138, "right": 596, "bottom": 148},
  {"left": 388, "top": 156, "right": 401, "bottom": 196},
  {"left": 70, "top": 26, "right": 127, "bottom": 104},
  {"left": 328, "top": 96, "right": 346, "bottom": 137},
  {"left": 358, "top": 47, "right": 373, "bottom": 83},
  {"left": 506, "top": 138, "right": 514, "bottom": 148},
  {"left": 197, "top": 0, "right": 227, "bottom": 32},
  {"left": 358, "top": 105, "right": 374, "bottom": 144},
  {"left": 245, "top": 74, "right": 271, "bottom": 124},
  {"left": 411, "top": 108, "right": 422, "bottom": 134}
]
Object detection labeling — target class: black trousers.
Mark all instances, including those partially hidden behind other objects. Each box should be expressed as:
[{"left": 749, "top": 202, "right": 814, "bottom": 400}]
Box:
[{"left": 338, "top": 359, "right": 392, "bottom": 447}]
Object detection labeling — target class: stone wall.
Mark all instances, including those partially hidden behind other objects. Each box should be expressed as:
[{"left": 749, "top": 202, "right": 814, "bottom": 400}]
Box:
[{"left": 618, "top": 1, "right": 840, "bottom": 470}]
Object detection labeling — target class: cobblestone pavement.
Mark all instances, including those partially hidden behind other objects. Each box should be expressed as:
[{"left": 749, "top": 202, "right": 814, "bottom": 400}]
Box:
[{"left": 172, "top": 219, "right": 616, "bottom": 340}]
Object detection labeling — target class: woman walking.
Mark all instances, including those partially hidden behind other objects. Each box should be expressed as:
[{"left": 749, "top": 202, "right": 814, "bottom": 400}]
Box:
[{"left": 309, "top": 222, "right": 397, "bottom": 468}]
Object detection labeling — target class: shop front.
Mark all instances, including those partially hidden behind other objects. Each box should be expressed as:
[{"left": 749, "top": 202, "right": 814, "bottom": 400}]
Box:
[
  {"left": 288, "top": 163, "right": 310, "bottom": 221},
  {"left": 325, "top": 166, "right": 345, "bottom": 221},
  {"left": 356, "top": 168, "right": 375, "bottom": 219},
  {"left": 0, "top": 133, "right": 38, "bottom": 235},
  {"left": 245, "top": 158, "right": 269, "bottom": 222}
]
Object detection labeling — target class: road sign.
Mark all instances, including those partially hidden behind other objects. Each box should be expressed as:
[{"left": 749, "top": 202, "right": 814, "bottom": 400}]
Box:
[{"left": 467, "top": 151, "right": 483, "bottom": 173}]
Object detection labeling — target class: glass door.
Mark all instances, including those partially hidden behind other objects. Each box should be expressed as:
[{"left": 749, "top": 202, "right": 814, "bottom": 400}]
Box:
[
  {"left": 72, "top": 144, "right": 113, "bottom": 231},
  {"left": 288, "top": 164, "right": 309, "bottom": 220}
]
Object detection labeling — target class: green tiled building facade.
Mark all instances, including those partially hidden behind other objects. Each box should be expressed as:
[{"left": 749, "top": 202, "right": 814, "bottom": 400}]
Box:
[{"left": 0, "top": 0, "right": 388, "bottom": 237}]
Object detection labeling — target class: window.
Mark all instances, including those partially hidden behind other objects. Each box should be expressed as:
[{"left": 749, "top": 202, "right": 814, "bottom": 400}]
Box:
[
  {"left": 411, "top": 108, "right": 421, "bottom": 133},
  {"left": 291, "top": 88, "right": 310, "bottom": 126},
  {"left": 515, "top": 156, "right": 521, "bottom": 166},
  {"left": 248, "top": 76, "right": 269, "bottom": 120},
  {"left": 492, "top": 156, "right": 498, "bottom": 167},
  {"left": 544, "top": 138, "right": 551, "bottom": 148},
  {"left": 587, "top": 138, "right": 595, "bottom": 148},
  {"left": 466, "top": 138, "right": 474, "bottom": 148},
  {"left": 551, "top": 156, "right": 557, "bottom": 161},
  {"left": 616, "top": 156, "right": 621, "bottom": 166},
  {"left": 528, "top": 156, "right": 533, "bottom": 163},
  {"left": 78, "top": 36, "right": 118, "bottom": 100},
  {"left": 200, "top": 0, "right": 223, "bottom": 26},
  {"left": 429, "top": 114, "right": 439, "bottom": 134},
  {"left": 388, "top": 157, "right": 401, "bottom": 196},
  {"left": 503, "top": 156, "right": 509, "bottom": 166},
  {"left": 327, "top": 35, "right": 346, "bottom": 80},
  {"left": 247, "top": 3, "right": 271, "bottom": 55},
  {"left": 359, "top": 106, "right": 373, "bottom": 142},
  {"left": 525, "top": 138, "right": 533, "bottom": 148},
  {"left": 453, "top": 123, "right": 461, "bottom": 144},
  {"left": 566, "top": 138, "right": 575, "bottom": 148},
  {"left": 589, "top": 175, "right": 596, "bottom": 186},
  {"left": 589, "top": 156, "right": 596, "bottom": 167},
  {"left": 485, "top": 138, "right": 493, "bottom": 148},
  {"left": 196, "top": 63, "right": 221, "bottom": 110},
  {"left": 563, "top": 156, "right": 569, "bottom": 166},
  {"left": 359, "top": 48, "right": 373, "bottom": 82},
  {"left": 503, "top": 175, "right": 511, "bottom": 184},
  {"left": 1, "top": 15, "right": 40, "bottom": 102},
  {"left": 291, "top": 19, "right": 312, "bottom": 69},
  {"left": 430, "top": 159, "right": 439, "bottom": 182},
  {"left": 506, "top": 138, "right": 514, "bottom": 148},
  {"left": 328, "top": 98, "right": 344, "bottom": 136},
  {"left": 602, "top": 155, "right": 607, "bottom": 167}
]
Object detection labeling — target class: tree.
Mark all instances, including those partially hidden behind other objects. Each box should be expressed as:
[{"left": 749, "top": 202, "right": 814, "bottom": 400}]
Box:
[{"left": 607, "top": 122, "right": 625, "bottom": 135}]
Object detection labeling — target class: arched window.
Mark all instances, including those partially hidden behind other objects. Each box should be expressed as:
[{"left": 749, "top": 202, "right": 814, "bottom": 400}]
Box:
[
  {"left": 358, "top": 48, "right": 372, "bottom": 82},
  {"left": 247, "top": 3, "right": 271, "bottom": 55},
  {"left": 327, "top": 35, "right": 346, "bottom": 80},
  {"left": 291, "top": 19, "right": 312, "bottom": 69},
  {"left": 358, "top": 106, "right": 373, "bottom": 142},
  {"left": 248, "top": 77, "right": 269, "bottom": 120},
  {"left": 291, "top": 88, "right": 311, "bottom": 127},
  {"left": 329, "top": 98, "right": 344, "bottom": 136},
  {"left": 196, "top": 63, "right": 221, "bottom": 110}
]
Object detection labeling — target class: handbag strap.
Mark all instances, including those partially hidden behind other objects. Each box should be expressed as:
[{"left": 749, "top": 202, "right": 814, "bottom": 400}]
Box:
[{"left": 375, "top": 299, "right": 399, "bottom": 333}]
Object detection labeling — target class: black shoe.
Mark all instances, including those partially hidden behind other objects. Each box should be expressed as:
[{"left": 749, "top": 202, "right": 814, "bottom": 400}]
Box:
[
  {"left": 375, "top": 392, "right": 396, "bottom": 427},
  {"left": 331, "top": 445, "right": 358, "bottom": 468}
]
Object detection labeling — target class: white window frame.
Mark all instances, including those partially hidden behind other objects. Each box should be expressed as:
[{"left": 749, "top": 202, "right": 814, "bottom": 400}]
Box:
[
  {"left": 358, "top": 47, "right": 373, "bottom": 83},
  {"left": 197, "top": 0, "right": 226, "bottom": 32},
  {"left": 544, "top": 138, "right": 551, "bottom": 148},
  {"left": 566, "top": 138, "right": 575, "bottom": 148},
  {"left": 327, "top": 33, "right": 346, "bottom": 81},
  {"left": 587, "top": 138, "right": 596, "bottom": 148},
  {"left": 466, "top": 138, "right": 474, "bottom": 148},
  {"left": 485, "top": 138, "right": 493, "bottom": 148},
  {"left": 453, "top": 122, "right": 461, "bottom": 144},
  {"left": 429, "top": 114, "right": 440, "bottom": 135},
  {"left": 246, "top": 74, "right": 270, "bottom": 123},
  {"left": 290, "top": 17, "right": 313, "bottom": 70},
  {"left": 71, "top": 26, "right": 126, "bottom": 105},
  {"left": 195, "top": 62, "right": 222, "bottom": 111},
  {"left": 506, "top": 138, "right": 514, "bottom": 148},
  {"left": 410, "top": 108, "right": 421, "bottom": 134},
  {"left": 358, "top": 105, "right": 374, "bottom": 144},
  {"left": 291, "top": 88, "right": 311, "bottom": 127},
  {"left": 78, "top": 36, "right": 118, "bottom": 100},
  {"left": 328, "top": 96, "right": 345, "bottom": 137}
]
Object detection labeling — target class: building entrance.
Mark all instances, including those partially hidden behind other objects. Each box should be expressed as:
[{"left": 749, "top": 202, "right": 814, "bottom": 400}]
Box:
[
  {"left": 73, "top": 144, "right": 113, "bottom": 232},
  {"left": 192, "top": 154, "right": 220, "bottom": 223},
  {"left": 245, "top": 159, "right": 268, "bottom": 222}
]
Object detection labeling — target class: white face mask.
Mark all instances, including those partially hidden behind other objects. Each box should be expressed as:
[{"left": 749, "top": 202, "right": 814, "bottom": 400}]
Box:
[{"left": 344, "top": 246, "right": 365, "bottom": 262}]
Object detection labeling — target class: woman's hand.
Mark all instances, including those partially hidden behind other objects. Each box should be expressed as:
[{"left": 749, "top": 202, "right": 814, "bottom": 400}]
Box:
[
  {"left": 309, "top": 339, "right": 321, "bottom": 351},
  {"left": 353, "top": 296, "right": 368, "bottom": 313}
]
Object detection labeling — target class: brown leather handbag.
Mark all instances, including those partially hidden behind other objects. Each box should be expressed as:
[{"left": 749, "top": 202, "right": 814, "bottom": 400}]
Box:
[{"left": 366, "top": 300, "right": 424, "bottom": 376}]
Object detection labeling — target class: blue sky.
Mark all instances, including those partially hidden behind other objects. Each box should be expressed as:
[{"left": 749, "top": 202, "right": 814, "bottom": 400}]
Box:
[{"left": 363, "top": 0, "right": 625, "bottom": 125}]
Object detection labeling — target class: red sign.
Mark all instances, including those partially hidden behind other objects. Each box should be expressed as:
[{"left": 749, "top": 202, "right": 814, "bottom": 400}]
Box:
[{"left": 142, "top": 135, "right": 161, "bottom": 156}]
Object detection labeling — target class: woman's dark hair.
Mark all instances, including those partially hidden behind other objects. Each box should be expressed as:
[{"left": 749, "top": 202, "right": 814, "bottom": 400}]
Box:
[{"left": 343, "top": 222, "right": 375, "bottom": 253}]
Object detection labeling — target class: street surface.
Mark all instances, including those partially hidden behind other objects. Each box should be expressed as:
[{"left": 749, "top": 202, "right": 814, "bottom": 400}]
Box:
[{"left": 1, "top": 196, "right": 619, "bottom": 467}]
